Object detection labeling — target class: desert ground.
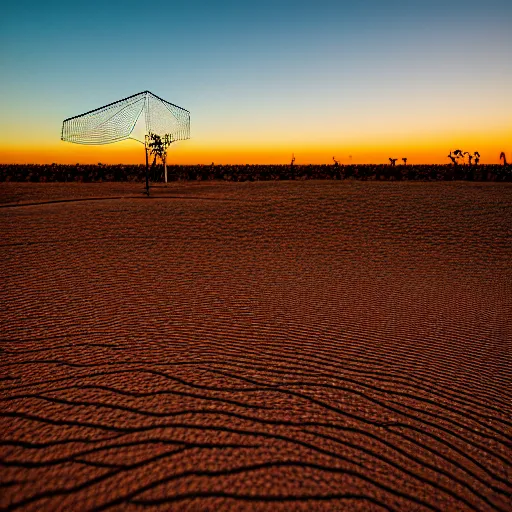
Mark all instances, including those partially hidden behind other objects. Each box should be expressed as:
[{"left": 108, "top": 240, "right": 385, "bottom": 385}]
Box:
[{"left": 1, "top": 181, "right": 511, "bottom": 511}]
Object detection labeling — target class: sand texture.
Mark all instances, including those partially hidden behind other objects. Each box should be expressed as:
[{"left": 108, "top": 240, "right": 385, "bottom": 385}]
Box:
[{"left": 1, "top": 181, "right": 511, "bottom": 511}]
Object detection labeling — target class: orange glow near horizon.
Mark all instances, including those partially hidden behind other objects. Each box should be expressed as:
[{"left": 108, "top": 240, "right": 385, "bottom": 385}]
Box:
[
  {"left": 1, "top": 127, "right": 510, "bottom": 166},
  {"left": 0, "top": 125, "right": 512, "bottom": 165}
]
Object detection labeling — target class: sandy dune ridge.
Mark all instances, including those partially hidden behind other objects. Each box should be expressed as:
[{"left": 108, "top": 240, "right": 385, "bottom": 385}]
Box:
[{"left": 1, "top": 181, "right": 511, "bottom": 511}]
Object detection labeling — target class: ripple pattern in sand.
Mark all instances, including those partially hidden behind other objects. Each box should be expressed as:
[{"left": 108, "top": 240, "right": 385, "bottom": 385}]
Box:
[{"left": 1, "top": 182, "right": 511, "bottom": 511}]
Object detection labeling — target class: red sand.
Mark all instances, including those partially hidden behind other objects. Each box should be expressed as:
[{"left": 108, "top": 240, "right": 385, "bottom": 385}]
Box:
[{"left": 1, "top": 181, "right": 511, "bottom": 511}]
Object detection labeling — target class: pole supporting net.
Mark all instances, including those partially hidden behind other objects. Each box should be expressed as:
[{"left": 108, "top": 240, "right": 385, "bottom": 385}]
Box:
[{"left": 61, "top": 91, "right": 190, "bottom": 145}]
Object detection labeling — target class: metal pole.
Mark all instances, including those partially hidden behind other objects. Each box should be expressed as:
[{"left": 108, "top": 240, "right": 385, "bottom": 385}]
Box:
[
  {"left": 164, "top": 152, "right": 167, "bottom": 183},
  {"left": 145, "top": 136, "right": 150, "bottom": 196}
]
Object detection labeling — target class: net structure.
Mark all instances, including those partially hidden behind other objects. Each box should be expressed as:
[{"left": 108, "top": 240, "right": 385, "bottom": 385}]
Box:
[{"left": 61, "top": 91, "right": 190, "bottom": 145}]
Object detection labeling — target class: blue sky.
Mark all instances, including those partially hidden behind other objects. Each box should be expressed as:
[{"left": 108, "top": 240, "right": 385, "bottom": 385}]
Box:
[{"left": 1, "top": 0, "right": 511, "bottom": 163}]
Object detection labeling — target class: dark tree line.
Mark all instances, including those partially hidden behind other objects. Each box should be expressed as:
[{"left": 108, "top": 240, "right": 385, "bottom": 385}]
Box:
[{"left": 1, "top": 163, "right": 511, "bottom": 183}]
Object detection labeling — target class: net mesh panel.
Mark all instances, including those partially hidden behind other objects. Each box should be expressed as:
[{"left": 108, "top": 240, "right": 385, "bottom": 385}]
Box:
[
  {"left": 61, "top": 91, "right": 190, "bottom": 145},
  {"left": 146, "top": 94, "right": 190, "bottom": 143}
]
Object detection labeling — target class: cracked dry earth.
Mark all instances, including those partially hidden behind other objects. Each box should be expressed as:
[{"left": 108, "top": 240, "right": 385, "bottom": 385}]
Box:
[{"left": 1, "top": 181, "right": 511, "bottom": 511}]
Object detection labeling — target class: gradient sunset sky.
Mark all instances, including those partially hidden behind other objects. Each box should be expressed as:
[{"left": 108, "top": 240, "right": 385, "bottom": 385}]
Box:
[{"left": 1, "top": 0, "right": 511, "bottom": 165}]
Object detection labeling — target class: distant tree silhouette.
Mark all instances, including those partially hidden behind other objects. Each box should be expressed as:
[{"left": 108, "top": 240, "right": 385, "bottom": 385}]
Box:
[
  {"left": 500, "top": 152, "right": 508, "bottom": 165},
  {"left": 290, "top": 153, "right": 296, "bottom": 180},
  {"left": 389, "top": 158, "right": 398, "bottom": 166},
  {"left": 150, "top": 134, "right": 165, "bottom": 160},
  {"left": 402, "top": 158, "right": 407, "bottom": 165},
  {"left": 464, "top": 152, "right": 473, "bottom": 165},
  {"left": 474, "top": 152, "right": 480, "bottom": 165},
  {"left": 447, "top": 152, "right": 458, "bottom": 165},
  {"left": 332, "top": 157, "right": 341, "bottom": 179},
  {"left": 148, "top": 134, "right": 165, "bottom": 181},
  {"left": 453, "top": 149, "right": 464, "bottom": 165}
]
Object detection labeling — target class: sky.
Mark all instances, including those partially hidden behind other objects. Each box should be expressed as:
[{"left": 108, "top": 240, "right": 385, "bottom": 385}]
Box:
[{"left": 1, "top": 0, "right": 511, "bottom": 165}]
